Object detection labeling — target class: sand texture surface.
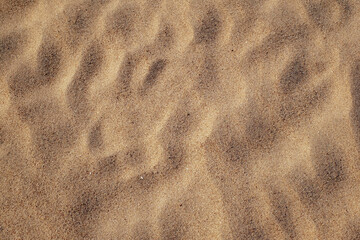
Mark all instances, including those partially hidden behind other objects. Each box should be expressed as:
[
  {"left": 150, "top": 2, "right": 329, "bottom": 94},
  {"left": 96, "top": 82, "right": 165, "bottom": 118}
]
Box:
[{"left": 1, "top": 0, "right": 360, "bottom": 239}]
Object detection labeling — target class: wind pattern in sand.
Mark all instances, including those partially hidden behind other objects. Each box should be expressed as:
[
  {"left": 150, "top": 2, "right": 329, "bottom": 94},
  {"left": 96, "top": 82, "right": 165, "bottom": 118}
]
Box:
[{"left": 1, "top": 0, "right": 360, "bottom": 239}]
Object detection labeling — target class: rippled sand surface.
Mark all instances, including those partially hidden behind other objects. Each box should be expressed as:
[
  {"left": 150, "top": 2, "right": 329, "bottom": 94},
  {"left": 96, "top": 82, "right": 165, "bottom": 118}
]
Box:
[{"left": 1, "top": 0, "right": 360, "bottom": 239}]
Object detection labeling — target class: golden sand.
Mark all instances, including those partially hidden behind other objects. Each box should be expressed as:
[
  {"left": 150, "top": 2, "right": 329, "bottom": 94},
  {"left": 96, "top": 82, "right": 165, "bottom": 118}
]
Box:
[{"left": 1, "top": 0, "right": 360, "bottom": 239}]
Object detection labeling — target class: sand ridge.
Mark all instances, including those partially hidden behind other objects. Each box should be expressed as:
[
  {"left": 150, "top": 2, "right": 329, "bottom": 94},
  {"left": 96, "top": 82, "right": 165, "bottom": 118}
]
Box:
[{"left": 1, "top": 0, "right": 360, "bottom": 239}]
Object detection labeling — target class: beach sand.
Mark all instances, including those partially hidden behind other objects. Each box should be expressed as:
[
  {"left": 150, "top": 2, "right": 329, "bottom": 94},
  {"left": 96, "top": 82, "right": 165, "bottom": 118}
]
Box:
[{"left": 1, "top": 0, "right": 360, "bottom": 239}]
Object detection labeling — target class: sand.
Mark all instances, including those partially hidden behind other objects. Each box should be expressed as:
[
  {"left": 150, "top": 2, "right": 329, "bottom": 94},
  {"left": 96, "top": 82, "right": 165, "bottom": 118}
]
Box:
[{"left": 1, "top": 0, "right": 360, "bottom": 239}]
